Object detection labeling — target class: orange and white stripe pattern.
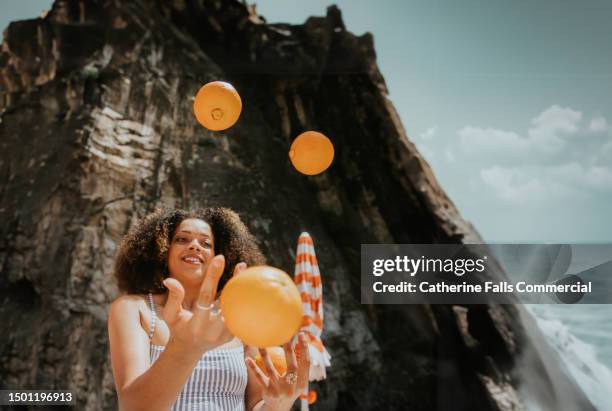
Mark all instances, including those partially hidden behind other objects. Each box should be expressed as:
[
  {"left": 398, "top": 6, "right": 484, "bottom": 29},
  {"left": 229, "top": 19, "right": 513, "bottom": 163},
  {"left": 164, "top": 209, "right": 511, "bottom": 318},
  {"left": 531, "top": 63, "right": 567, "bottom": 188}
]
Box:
[{"left": 293, "top": 232, "right": 331, "bottom": 410}]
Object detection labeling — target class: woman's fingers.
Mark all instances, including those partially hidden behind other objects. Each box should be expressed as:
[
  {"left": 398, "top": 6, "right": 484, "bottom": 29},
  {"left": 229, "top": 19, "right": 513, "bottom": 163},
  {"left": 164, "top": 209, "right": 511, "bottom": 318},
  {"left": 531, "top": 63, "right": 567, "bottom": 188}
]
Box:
[
  {"left": 283, "top": 341, "right": 298, "bottom": 377},
  {"left": 162, "top": 278, "right": 185, "bottom": 325},
  {"left": 296, "top": 333, "right": 310, "bottom": 390},
  {"left": 192, "top": 255, "right": 229, "bottom": 342},
  {"left": 232, "top": 262, "right": 247, "bottom": 277},
  {"left": 196, "top": 255, "right": 225, "bottom": 308},
  {"left": 246, "top": 358, "right": 270, "bottom": 389},
  {"left": 259, "top": 348, "right": 280, "bottom": 381},
  {"left": 255, "top": 350, "right": 281, "bottom": 397}
]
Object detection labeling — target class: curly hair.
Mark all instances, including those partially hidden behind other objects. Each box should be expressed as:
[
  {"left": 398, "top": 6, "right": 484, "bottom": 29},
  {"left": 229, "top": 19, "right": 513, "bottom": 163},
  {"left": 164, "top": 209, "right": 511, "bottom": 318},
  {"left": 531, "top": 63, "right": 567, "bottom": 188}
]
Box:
[{"left": 113, "top": 207, "right": 266, "bottom": 294}]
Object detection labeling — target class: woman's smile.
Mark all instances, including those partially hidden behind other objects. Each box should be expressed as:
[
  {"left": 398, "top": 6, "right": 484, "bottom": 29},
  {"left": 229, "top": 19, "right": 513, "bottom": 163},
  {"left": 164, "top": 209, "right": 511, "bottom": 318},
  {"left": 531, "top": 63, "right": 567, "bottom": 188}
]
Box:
[{"left": 181, "top": 254, "right": 204, "bottom": 265}]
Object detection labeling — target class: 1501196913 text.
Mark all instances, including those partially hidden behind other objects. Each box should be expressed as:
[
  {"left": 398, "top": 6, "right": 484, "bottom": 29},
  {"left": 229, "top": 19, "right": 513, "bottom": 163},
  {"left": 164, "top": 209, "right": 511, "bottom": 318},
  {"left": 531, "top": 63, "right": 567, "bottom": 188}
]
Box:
[{"left": 0, "top": 390, "right": 75, "bottom": 405}]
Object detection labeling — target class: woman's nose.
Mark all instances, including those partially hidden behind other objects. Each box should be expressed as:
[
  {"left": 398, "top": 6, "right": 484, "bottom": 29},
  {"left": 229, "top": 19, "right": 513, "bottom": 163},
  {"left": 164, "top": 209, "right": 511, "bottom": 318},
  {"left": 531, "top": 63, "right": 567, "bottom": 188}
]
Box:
[{"left": 188, "top": 239, "right": 203, "bottom": 250}]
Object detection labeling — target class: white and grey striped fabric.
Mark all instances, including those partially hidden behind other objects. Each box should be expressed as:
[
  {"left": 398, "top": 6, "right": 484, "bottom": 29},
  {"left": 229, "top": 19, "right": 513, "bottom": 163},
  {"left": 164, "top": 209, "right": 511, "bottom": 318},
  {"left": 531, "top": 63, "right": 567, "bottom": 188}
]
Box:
[{"left": 148, "top": 292, "right": 248, "bottom": 410}]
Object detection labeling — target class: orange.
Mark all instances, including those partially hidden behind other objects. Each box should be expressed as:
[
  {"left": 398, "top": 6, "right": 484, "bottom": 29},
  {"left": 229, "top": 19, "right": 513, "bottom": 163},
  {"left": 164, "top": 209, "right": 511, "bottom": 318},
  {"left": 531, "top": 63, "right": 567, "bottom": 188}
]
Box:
[
  {"left": 220, "top": 266, "right": 303, "bottom": 347},
  {"left": 289, "top": 131, "right": 334, "bottom": 175},
  {"left": 300, "top": 390, "right": 318, "bottom": 404},
  {"left": 193, "top": 81, "right": 242, "bottom": 131},
  {"left": 308, "top": 390, "right": 317, "bottom": 404},
  {"left": 254, "top": 346, "right": 288, "bottom": 376}
]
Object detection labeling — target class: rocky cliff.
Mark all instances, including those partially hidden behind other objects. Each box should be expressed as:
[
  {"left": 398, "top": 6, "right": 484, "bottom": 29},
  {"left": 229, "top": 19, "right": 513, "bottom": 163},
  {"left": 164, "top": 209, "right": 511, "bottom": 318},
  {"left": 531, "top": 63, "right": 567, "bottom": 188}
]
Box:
[{"left": 0, "top": 1, "right": 595, "bottom": 410}]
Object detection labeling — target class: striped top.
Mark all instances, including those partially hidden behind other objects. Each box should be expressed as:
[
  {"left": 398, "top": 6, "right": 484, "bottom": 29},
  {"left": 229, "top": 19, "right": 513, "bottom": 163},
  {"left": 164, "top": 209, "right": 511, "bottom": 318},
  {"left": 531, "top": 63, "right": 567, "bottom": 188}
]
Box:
[{"left": 147, "top": 292, "right": 248, "bottom": 411}]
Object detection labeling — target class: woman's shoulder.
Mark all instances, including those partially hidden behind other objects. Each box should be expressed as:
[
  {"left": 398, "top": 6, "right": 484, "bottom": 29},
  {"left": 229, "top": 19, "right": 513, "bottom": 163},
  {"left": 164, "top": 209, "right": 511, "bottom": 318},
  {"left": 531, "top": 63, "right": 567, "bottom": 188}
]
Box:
[
  {"left": 107, "top": 294, "right": 154, "bottom": 360},
  {"left": 108, "top": 294, "right": 150, "bottom": 319}
]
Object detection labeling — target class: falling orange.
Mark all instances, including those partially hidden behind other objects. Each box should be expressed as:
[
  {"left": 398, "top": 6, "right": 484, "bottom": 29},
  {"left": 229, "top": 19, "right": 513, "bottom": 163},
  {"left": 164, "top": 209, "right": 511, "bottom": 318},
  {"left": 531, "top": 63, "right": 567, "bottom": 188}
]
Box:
[
  {"left": 220, "top": 266, "right": 303, "bottom": 347},
  {"left": 307, "top": 391, "right": 317, "bottom": 404},
  {"left": 299, "top": 390, "right": 318, "bottom": 404},
  {"left": 193, "top": 81, "right": 242, "bottom": 131},
  {"left": 289, "top": 131, "right": 334, "bottom": 175},
  {"left": 254, "top": 346, "right": 288, "bottom": 376}
]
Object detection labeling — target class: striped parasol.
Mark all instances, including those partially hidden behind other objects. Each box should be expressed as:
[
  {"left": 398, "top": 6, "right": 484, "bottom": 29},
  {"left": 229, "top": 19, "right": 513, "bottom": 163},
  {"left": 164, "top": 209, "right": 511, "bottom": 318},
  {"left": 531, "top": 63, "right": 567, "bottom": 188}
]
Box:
[{"left": 293, "top": 232, "right": 331, "bottom": 410}]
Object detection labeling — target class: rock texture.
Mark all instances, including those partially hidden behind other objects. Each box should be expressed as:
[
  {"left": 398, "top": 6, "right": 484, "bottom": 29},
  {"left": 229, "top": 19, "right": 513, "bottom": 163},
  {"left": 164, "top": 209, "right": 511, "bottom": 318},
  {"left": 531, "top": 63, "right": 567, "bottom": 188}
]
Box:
[{"left": 0, "top": 1, "right": 595, "bottom": 410}]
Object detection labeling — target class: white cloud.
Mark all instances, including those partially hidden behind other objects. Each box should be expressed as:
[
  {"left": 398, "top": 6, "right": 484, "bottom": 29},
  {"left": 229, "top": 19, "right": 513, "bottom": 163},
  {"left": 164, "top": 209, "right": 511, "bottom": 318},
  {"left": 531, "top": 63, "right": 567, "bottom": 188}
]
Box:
[
  {"left": 419, "top": 126, "right": 438, "bottom": 140},
  {"left": 480, "top": 167, "right": 558, "bottom": 205},
  {"left": 529, "top": 105, "right": 582, "bottom": 136},
  {"left": 546, "top": 162, "right": 612, "bottom": 192},
  {"left": 479, "top": 163, "right": 612, "bottom": 204},
  {"left": 480, "top": 166, "right": 512, "bottom": 188},
  {"left": 457, "top": 105, "right": 593, "bottom": 161},
  {"left": 527, "top": 105, "right": 581, "bottom": 154},
  {"left": 588, "top": 116, "right": 609, "bottom": 133},
  {"left": 458, "top": 126, "right": 530, "bottom": 155}
]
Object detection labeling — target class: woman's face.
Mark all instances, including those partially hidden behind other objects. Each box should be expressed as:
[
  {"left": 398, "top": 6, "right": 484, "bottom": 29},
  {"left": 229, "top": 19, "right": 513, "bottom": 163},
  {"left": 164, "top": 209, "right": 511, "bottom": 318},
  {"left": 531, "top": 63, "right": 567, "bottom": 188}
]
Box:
[{"left": 167, "top": 218, "right": 215, "bottom": 286}]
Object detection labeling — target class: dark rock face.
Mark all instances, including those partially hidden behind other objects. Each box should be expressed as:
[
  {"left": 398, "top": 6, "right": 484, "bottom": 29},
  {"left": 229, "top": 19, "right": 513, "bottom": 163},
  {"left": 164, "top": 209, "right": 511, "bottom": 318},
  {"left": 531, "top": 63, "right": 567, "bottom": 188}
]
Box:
[{"left": 0, "top": 1, "right": 594, "bottom": 410}]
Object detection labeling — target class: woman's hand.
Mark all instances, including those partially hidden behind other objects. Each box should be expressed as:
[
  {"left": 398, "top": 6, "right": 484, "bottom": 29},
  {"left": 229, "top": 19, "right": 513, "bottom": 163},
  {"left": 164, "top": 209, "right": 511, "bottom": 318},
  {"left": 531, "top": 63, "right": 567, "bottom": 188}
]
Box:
[
  {"left": 162, "top": 255, "right": 246, "bottom": 355},
  {"left": 246, "top": 333, "right": 310, "bottom": 411}
]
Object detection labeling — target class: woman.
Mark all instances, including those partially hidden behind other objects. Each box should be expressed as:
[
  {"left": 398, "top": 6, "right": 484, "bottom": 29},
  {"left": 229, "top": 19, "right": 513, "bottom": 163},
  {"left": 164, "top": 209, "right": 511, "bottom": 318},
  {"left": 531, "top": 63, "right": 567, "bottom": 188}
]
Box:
[{"left": 108, "top": 207, "right": 309, "bottom": 411}]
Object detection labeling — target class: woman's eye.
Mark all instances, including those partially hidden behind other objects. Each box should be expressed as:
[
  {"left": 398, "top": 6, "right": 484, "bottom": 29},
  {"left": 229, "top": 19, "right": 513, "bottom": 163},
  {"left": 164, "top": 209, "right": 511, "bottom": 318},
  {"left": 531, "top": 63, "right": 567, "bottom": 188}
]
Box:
[{"left": 176, "top": 237, "right": 187, "bottom": 243}]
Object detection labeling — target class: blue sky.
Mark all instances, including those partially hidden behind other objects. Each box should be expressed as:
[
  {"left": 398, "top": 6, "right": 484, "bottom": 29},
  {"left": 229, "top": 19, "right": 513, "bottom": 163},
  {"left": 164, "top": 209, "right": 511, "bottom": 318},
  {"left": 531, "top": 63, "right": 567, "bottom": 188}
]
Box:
[{"left": 2, "top": 0, "right": 611, "bottom": 243}]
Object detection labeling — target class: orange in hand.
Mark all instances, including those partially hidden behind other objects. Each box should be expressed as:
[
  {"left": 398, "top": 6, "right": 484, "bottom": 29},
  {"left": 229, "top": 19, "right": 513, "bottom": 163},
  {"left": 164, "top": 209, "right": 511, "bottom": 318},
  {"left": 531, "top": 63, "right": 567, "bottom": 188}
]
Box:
[
  {"left": 193, "top": 81, "right": 242, "bottom": 131},
  {"left": 219, "top": 266, "right": 303, "bottom": 347},
  {"left": 254, "top": 346, "right": 288, "bottom": 376},
  {"left": 289, "top": 131, "right": 334, "bottom": 175}
]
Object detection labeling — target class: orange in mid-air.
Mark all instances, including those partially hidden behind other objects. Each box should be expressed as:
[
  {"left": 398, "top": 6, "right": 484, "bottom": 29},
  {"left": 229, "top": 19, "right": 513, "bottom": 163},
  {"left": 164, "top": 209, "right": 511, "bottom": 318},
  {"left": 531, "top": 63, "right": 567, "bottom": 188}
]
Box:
[
  {"left": 289, "top": 131, "right": 334, "bottom": 175},
  {"left": 219, "top": 266, "right": 303, "bottom": 347},
  {"left": 193, "top": 81, "right": 242, "bottom": 131},
  {"left": 254, "top": 346, "right": 288, "bottom": 376},
  {"left": 306, "top": 390, "right": 317, "bottom": 404}
]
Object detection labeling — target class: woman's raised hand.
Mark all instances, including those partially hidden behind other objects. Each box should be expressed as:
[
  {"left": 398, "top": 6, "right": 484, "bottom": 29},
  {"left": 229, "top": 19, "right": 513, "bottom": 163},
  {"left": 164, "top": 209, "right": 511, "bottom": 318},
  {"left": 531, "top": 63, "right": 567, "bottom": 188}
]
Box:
[
  {"left": 162, "top": 255, "right": 246, "bottom": 354},
  {"left": 246, "top": 333, "right": 310, "bottom": 410}
]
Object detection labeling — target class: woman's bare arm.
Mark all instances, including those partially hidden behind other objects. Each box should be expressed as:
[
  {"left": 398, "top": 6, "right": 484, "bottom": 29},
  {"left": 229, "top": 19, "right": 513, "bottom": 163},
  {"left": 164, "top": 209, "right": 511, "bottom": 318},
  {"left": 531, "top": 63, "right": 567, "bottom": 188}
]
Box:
[{"left": 108, "top": 295, "right": 204, "bottom": 411}]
